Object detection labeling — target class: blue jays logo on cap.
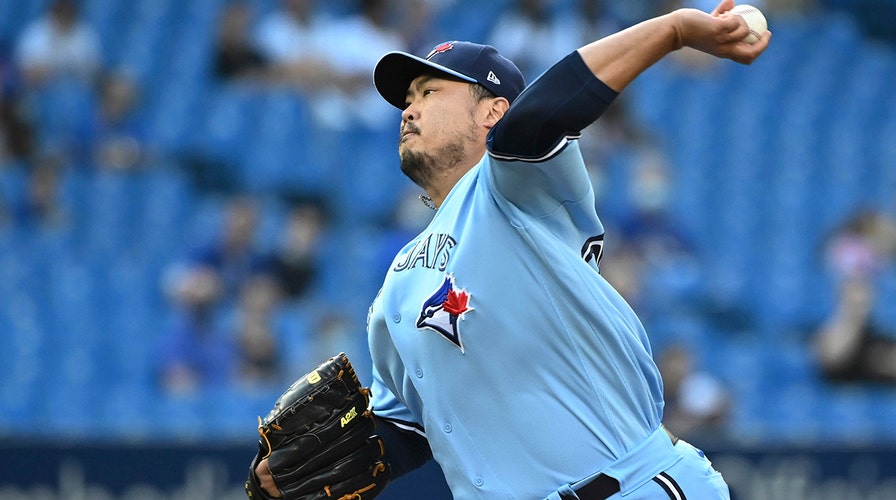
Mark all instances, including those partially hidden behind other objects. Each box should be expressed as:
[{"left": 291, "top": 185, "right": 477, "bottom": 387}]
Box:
[
  {"left": 373, "top": 41, "right": 525, "bottom": 110},
  {"left": 426, "top": 42, "right": 454, "bottom": 60},
  {"left": 417, "top": 274, "right": 473, "bottom": 352}
]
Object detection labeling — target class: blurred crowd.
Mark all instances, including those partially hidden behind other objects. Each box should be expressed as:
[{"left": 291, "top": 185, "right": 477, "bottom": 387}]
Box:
[{"left": 1, "top": 0, "right": 895, "bottom": 446}]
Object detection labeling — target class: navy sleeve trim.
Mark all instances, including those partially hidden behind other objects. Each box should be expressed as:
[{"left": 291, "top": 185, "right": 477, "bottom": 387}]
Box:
[
  {"left": 375, "top": 416, "right": 433, "bottom": 478},
  {"left": 377, "top": 415, "right": 426, "bottom": 437},
  {"left": 488, "top": 133, "right": 582, "bottom": 163},
  {"left": 487, "top": 50, "right": 619, "bottom": 162}
]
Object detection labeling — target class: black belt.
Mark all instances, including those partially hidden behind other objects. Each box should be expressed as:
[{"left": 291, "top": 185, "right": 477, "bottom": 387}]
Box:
[
  {"left": 568, "top": 473, "right": 620, "bottom": 500},
  {"left": 562, "top": 426, "right": 680, "bottom": 500}
]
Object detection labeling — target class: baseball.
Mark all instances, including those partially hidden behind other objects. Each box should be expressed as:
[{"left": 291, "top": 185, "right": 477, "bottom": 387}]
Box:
[{"left": 730, "top": 4, "right": 768, "bottom": 44}]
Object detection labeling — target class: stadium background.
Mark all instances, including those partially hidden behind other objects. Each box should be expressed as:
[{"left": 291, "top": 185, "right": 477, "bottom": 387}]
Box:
[{"left": 0, "top": 0, "right": 895, "bottom": 498}]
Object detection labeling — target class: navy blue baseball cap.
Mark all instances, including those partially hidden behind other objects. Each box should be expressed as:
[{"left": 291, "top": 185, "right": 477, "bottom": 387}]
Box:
[{"left": 374, "top": 41, "right": 525, "bottom": 110}]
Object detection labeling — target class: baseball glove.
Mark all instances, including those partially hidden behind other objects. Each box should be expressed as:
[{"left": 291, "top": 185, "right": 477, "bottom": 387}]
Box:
[{"left": 245, "top": 353, "right": 391, "bottom": 500}]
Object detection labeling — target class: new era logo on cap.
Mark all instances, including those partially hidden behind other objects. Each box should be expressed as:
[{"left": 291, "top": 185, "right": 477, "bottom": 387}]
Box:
[{"left": 373, "top": 41, "right": 525, "bottom": 110}]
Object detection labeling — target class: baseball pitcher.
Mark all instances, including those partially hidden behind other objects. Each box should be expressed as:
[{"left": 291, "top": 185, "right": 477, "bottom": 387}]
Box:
[{"left": 246, "top": 1, "right": 770, "bottom": 498}]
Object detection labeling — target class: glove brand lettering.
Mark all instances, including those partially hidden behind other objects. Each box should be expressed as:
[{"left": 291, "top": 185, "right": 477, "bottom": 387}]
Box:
[
  {"left": 341, "top": 406, "right": 359, "bottom": 427},
  {"left": 393, "top": 233, "right": 456, "bottom": 272},
  {"left": 307, "top": 371, "right": 321, "bottom": 384}
]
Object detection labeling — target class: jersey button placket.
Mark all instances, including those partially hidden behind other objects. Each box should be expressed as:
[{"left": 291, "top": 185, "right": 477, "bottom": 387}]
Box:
[
  {"left": 443, "top": 423, "right": 452, "bottom": 433},
  {"left": 474, "top": 476, "right": 484, "bottom": 487},
  {"left": 415, "top": 368, "right": 423, "bottom": 378},
  {"left": 392, "top": 313, "right": 401, "bottom": 323}
]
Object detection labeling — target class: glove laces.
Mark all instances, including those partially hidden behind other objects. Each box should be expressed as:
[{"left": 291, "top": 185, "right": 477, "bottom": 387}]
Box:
[
  {"left": 257, "top": 416, "right": 282, "bottom": 459},
  {"left": 325, "top": 483, "right": 378, "bottom": 499}
]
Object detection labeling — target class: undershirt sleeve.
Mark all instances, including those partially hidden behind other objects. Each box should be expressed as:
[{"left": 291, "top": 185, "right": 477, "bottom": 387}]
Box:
[
  {"left": 487, "top": 50, "right": 619, "bottom": 162},
  {"left": 374, "top": 416, "right": 434, "bottom": 478}
]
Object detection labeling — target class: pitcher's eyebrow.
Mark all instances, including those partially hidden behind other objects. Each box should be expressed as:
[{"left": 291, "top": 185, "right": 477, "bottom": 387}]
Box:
[{"left": 407, "top": 75, "right": 437, "bottom": 98}]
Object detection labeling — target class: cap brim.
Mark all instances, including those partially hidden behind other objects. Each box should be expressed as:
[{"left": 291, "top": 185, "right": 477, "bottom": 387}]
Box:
[{"left": 374, "top": 51, "right": 477, "bottom": 110}]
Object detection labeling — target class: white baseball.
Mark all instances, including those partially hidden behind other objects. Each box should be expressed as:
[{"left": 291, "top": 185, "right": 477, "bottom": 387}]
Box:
[{"left": 730, "top": 4, "right": 768, "bottom": 44}]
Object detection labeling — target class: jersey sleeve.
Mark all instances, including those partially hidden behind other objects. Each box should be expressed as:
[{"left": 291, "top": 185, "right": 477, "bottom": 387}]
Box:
[
  {"left": 369, "top": 360, "right": 433, "bottom": 478},
  {"left": 485, "top": 51, "right": 618, "bottom": 218}
]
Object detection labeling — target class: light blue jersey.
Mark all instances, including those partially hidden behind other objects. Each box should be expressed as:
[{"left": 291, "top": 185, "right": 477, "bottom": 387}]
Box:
[
  {"left": 368, "top": 141, "right": 670, "bottom": 499},
  {"left": 367, "top": 44, "right": 731, "bottom": 499}
]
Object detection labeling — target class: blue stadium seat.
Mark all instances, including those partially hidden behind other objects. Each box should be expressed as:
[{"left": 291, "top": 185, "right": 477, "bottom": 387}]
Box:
[
  {"left": 433, "top": 0, "right": 510, "bottom": 43},
  {"left": 868, "top": 392, "right": 896, "bottom": 440},
  {"left": 111, "top": 18, "right": 165, "bottom": 81},
  {"left": 195, "top": 85, "right": 265, "bottom": 170},
  {"left": 820, "top": 388, "right": 879, "bottom": 444},
  {"left": 78, "top": 171, "right": 146, "bottom": 257},
  {"left": 238, "top": 90, "right": 331, "bottom": 193},
  {"left": 273, "top": 304, "right": 314, "bottom": 373},
  {"left": 0, "top": 292, "right": 45, "bottom": 429},
  {"left": 144, "top": 79, "right": 206, "bottom": 155},
  {"left": 328, "top": 126, "right": 406, "bottom": 223},
  {"left": 760, "top": 385, "right": 826, "bottom": 443},
  {"left": 98, "top": 382, "right": 157, "bottom": 439},
  {"left": 153, "top": 394, "right": 205, "bottom": 438},
  {"left": 135, "top": 164, "right": 196, "bottom": 254},
  {"left": 36, "top": 340, "right": 108, "bottom": 438},
  {"left": 204, "top": 385, "right": 281, "bottom": 439},
  {"left": 704, "top": 339, "right": 764, "bottom": 396}
]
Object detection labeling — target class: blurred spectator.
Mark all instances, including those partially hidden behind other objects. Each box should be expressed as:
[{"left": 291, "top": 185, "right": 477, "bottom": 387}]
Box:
[
  {"left": 268, "top": 196, "right": 329, "bottom": 302},
  {"left": 485, "top": 0, "right": 580, "bottom": 81},
  {"left": 813, "top": 210, "right": 896, "bottom": 383},
  {"left": 309, "top": 0, "right": 405, "bottom": 128},
  {"left": 14, "top": 0, "right": 101, "bottom": 88},
  {"left": 602, "top": 151, "right": 753, "bottom": 334},
  {"left": 657, "top": 343, "right": 730, "bottom": 442},
  {"left": 157, "top": 265, "right": 236, "bottom": 396},
  {"left": 212, "top": 1, "right": 271, "bottom": 82},
  {"left": 0, "top": 95, "right": 32, "bottom": 164},
  {"left": 234, "top": 273, "right": 284, "bottom": 386},
  {"left": 253, "top": 0, "right": 335, "bottom": 89},
  {"left": 601, "top": 153, "right": 701, "bottom": 317},
  {"left": 0, "top": 43, "right": 34, "bottom": 164},
  {"left": 253, "top": 0, "right": 403, "bottom": 128},
  {"left": 620, "top": 155, "right": 693, "bottom": 261},
  {"left": 188, "top": 195, "right": 269, "bottom": 301},
  {"left": 14, "top": 0, "right": 103, "bottom": 163},
  {"left": 73, "top": 71, "right": 148, "bottom": 171}
]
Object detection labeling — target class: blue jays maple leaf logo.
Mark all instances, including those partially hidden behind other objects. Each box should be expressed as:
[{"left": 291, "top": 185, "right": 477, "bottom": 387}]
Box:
[
  {"left": 416, "top": 275, "right": 473, "bottom": 352},
  {"left": 426, "top": 42, "right": 454, "bottom": 60}
]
